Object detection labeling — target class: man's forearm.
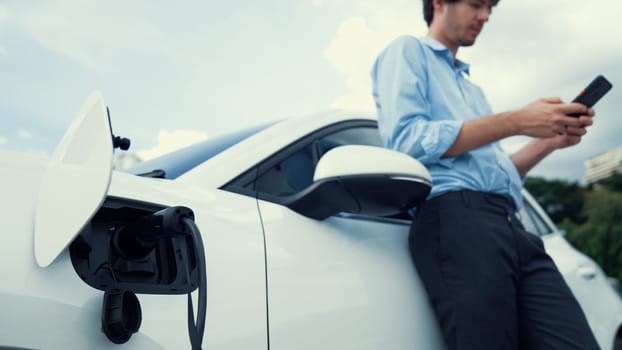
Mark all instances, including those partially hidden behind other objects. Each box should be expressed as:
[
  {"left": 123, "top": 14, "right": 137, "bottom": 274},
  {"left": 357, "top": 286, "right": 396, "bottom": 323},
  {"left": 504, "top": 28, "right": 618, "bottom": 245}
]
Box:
[
  {"left": 511, "top": 138, "right": 557, "bottom": 177},
  {"left": 444, "top": 111, "right": 558, "bottom": 176},
  {"left": 444, "top": 111, "right": 518, "bottom": 157},
  {"left": 443, "top": 98, "right": 588, "bottom": 158}
]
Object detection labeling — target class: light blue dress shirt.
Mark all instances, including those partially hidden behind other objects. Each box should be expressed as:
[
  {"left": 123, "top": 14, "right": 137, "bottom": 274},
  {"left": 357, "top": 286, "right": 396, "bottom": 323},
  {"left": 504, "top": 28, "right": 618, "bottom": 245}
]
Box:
[{"left": 371, "top": 35, "right": 523, "bottom": 209}]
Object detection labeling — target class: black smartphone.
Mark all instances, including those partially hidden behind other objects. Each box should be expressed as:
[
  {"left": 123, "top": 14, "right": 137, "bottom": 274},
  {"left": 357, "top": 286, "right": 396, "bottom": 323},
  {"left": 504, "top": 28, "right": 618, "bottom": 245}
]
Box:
[{"left": 568, "top": 75, "right": 613, "bottom": 117}]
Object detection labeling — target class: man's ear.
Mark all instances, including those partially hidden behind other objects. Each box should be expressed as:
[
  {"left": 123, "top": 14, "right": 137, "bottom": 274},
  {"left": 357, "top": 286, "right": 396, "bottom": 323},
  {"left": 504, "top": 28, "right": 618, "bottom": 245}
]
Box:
[{"left": 432, "top": 0, "right": 445, "bottom": 12}]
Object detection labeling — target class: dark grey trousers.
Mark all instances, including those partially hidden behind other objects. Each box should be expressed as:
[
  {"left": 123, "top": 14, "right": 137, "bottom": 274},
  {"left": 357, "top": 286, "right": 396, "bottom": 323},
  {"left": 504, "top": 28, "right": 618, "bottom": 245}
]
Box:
[{"left": 410, "top": 190, "right": 600, "bottom": 350}]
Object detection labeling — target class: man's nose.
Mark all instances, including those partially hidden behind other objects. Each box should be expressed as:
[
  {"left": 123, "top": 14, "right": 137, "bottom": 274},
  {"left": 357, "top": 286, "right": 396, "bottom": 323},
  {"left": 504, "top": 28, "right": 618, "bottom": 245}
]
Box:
[{"left": 477, "top": 8, "right": 490, "bottom": 22}]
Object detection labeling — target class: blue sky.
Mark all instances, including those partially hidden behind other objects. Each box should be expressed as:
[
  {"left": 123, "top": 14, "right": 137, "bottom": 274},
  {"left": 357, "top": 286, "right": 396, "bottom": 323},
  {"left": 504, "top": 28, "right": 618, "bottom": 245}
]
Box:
[{"left": 1, "top": 0, "right": 621, "bottom": 182}]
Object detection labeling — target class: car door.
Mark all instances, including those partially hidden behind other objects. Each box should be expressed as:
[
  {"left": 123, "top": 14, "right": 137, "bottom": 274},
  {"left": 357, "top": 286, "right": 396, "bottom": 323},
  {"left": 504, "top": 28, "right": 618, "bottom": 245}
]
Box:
[
  {"left": 226, "top": 120, "right": 444, "bottom": 350},
  {"left": 519, "top": 192, "right": 622, "bottom": 349}
]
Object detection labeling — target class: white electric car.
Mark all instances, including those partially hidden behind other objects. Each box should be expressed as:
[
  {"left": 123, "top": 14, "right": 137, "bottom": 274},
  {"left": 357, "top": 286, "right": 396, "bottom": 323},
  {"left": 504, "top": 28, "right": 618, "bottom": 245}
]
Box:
[{"left": 1, "top": 92, "right": 622, "bottom": 349}]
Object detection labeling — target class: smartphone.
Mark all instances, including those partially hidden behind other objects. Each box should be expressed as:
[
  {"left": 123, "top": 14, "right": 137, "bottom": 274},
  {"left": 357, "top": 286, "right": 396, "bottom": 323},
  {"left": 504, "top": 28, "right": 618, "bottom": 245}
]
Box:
[{"left": 568, "top": 75, "right": 613, "bottom": 117}]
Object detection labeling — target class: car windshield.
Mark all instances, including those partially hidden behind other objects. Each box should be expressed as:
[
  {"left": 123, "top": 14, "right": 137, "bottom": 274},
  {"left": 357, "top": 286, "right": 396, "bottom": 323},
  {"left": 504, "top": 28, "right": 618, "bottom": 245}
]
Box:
[{"left": 126, "top": 122, "right": 274, "bottom": 179}]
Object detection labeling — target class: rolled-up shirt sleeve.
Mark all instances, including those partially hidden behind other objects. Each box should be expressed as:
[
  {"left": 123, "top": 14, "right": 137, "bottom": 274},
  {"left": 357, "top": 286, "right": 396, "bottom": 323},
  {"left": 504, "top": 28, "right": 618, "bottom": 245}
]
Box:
[{"left": 372, "top": 36, "right": 462, "bottom": 166}]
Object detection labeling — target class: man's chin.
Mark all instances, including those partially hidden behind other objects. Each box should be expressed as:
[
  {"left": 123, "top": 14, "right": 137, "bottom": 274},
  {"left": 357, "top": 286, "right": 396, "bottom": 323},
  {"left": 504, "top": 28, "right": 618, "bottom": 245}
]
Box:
[{"left": 459, "top": 38, "right": 476, "bottom": 47}]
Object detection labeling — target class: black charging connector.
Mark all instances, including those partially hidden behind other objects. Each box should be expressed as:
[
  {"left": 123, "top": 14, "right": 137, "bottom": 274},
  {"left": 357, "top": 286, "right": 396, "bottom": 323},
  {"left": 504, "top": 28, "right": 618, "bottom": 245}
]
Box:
[
  {"left": 70, "top": 204, "right": 207, "bottom": 348},
  {"left": 113, "top": 207, "right": 194, "bottom": 260}
]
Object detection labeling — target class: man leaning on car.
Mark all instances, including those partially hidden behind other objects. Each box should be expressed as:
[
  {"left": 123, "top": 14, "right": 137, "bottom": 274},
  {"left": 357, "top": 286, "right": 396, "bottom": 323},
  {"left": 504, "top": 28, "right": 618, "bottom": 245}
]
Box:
[{"left": 371, "top": 0, "right": 599, "bottom": 349}]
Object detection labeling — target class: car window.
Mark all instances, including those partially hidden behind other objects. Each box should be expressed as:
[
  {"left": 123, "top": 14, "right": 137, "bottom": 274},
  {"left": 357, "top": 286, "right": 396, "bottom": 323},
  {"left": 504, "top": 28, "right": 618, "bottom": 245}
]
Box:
[
  {"left": 253, "top": 144, "right": 316, "bottom": 196},
  {"left": 251, "top": 125, "right": 382, "bottom": 197},
  {"left": 519, "top": 200, "right": 553, "bottom": 236},
  {"left": 317, "top": 127, "right": 383, "bottom": 155},
  {"left": 518, "top": 206, "right": 538, "bottom": 235}
]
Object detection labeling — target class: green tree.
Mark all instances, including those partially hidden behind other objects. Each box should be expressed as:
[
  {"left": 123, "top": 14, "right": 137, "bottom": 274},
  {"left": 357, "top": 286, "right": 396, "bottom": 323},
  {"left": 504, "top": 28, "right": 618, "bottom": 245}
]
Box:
[
  {"left": 524, "top": 176, "right": 622, "bottom": 281},
  {"left": 596, "top": 172, "right": 622, "bottom": 192},
  {"left": 567, "top": 189, "right": 622, "bottom": 282},
  {"left": 524, "top": 176, "right": 585, "bottom": 224}
]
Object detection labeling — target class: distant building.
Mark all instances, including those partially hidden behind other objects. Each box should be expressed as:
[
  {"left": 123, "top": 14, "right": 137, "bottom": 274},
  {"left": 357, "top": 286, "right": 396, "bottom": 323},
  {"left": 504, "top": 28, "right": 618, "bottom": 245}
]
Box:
[{"left": 585, "top": 146, "right": 622, "bottom": 184}]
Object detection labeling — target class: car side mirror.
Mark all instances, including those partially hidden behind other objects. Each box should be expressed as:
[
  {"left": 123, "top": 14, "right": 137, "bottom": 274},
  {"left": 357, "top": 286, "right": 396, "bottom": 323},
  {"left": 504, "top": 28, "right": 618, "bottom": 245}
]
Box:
[{"left": 281, "top": 145, "right": 432, "bottom": 220}]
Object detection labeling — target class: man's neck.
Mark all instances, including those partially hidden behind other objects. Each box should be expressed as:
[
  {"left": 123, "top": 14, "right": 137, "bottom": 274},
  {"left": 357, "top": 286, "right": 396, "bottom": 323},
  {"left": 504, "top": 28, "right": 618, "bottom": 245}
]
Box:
[{"left": 427, "top": 30, "right": 459, "bottom": 58}]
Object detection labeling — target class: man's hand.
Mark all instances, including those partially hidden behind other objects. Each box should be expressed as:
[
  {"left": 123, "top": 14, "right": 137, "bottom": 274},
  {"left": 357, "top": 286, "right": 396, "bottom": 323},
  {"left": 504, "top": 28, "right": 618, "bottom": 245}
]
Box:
[
  {"left": 543, "top": 107, "right": 594, "bottom": 150},
  {"left": 444, "top": 97, "right": 594, "bottom": 159},
  {"left": 511, "top": 105, "right": 595, "bottom": 176},
  {"left": 512, "top": 97, "right": 591, "bottom": 138}
]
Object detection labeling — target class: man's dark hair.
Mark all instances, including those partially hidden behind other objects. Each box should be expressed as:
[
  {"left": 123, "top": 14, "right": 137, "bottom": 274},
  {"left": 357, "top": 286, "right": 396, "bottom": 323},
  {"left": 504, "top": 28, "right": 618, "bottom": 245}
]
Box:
[{"left": 423, "top": 0, "right": 500, "bottom": 27}]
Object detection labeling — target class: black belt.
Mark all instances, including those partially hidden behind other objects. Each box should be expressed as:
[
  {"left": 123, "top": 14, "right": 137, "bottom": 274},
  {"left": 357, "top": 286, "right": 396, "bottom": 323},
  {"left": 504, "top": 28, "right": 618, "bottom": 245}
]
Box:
[{"left": 419, "top": 190, "right": 516, "bottom": 216}]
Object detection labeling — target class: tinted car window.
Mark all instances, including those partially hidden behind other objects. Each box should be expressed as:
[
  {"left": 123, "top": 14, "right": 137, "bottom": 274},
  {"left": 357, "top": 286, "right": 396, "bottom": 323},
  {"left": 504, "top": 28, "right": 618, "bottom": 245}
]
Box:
[
  {"left": 518, "top": 206, "right": 538, "bottom": 235},
  {"left": 519, "top": 200, "right": 553, "bottom": 236},
  {"left": 253, "top": 144, "right": 316, "bottom": 196},
  {"left": 127, "top": 122, "right": 273, "bottom": 179},
  {"left": 317, "top": 127, "right": 383, "bottom": 155},
  {"left": 252, "top": 126, "right": 382, "bottom": 197}
]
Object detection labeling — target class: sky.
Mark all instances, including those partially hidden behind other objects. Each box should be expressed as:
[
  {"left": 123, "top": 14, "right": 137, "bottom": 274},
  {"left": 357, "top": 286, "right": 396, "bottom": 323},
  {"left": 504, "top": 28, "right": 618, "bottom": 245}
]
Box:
[{"left": 1, "top": 0, "right": 621, "bottom": 182}]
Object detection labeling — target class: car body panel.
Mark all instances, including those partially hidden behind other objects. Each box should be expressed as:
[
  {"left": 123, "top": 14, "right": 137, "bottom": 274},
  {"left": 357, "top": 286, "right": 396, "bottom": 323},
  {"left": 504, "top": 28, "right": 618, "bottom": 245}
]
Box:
[
  {"left": 1, "top": 154, "right": 268, "bottom": 349},
  {"left": 107, "top": 173, "right": 270, "bottom": 349},
  {"left": 2, "top": 95, "right": 621, "bottom": 349},
  {"left": 0, "top": 153, "right": 163, "bottom": 349},
  {"left": 258, "top": 200, "right": 444, "bottom": 350}
]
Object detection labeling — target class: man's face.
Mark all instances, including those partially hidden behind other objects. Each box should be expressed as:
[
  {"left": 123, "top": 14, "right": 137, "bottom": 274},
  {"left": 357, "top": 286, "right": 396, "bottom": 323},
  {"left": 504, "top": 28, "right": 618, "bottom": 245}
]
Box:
[{"left": 437, "top": 0, "right": 493, "bottom": 47}]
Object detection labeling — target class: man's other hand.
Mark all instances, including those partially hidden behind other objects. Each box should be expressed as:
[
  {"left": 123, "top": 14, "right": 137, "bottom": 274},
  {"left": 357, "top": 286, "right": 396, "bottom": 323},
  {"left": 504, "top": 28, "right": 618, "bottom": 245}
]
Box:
[{"left": 546, "top": 108, "right": 594, "bottom": 149}]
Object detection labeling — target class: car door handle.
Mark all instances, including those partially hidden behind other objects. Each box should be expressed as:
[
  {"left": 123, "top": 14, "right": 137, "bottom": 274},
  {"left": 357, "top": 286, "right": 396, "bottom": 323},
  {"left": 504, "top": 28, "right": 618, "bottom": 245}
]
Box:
[{"left": 578, "top": 266, "right": 597, "bottom": 280}]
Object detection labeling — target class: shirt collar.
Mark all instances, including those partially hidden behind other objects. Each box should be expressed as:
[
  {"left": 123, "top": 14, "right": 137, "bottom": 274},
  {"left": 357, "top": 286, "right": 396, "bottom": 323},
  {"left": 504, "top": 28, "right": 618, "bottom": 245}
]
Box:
[{"left": 420, "top": 36, "right": 471, "bottom": 75}]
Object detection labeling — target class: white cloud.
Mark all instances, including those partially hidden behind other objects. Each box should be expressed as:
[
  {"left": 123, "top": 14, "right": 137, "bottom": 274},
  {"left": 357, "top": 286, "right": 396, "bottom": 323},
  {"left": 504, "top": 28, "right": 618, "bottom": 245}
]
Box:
[
  {"left": 321, "top": 0, "right": 425, "bottom": 110},
  {"left": 0, "top": 136, "right": 7, "bottom": 146},
  {"left": 136, "top": 129, "right": 208, "bottom": 161},
  {"left": 113, "top": 152, "right": 143, "bottom": 170},
  {"left": 0, "top": 5, "right": 7, "bottom": 57},
  {"left": 16, "top": 128, "right": 32, "bottom": 140},
  {"left": 323, "top": 17, "right": 377, "bottom": 111},
  {"left": 322, "top": 0, "right": 622, "bottom": 112},
  {"left": 0, "top": 5, "right": 7, "bottom": 20},
  {"left": 13, "top": 0, "right": 169, "bottom": 71},
  {"left": 309, "top": 0, "right": 329, "bottom": 6},
  {"left": 461, "top": 1, "right": 622, "bottom": 112}
]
